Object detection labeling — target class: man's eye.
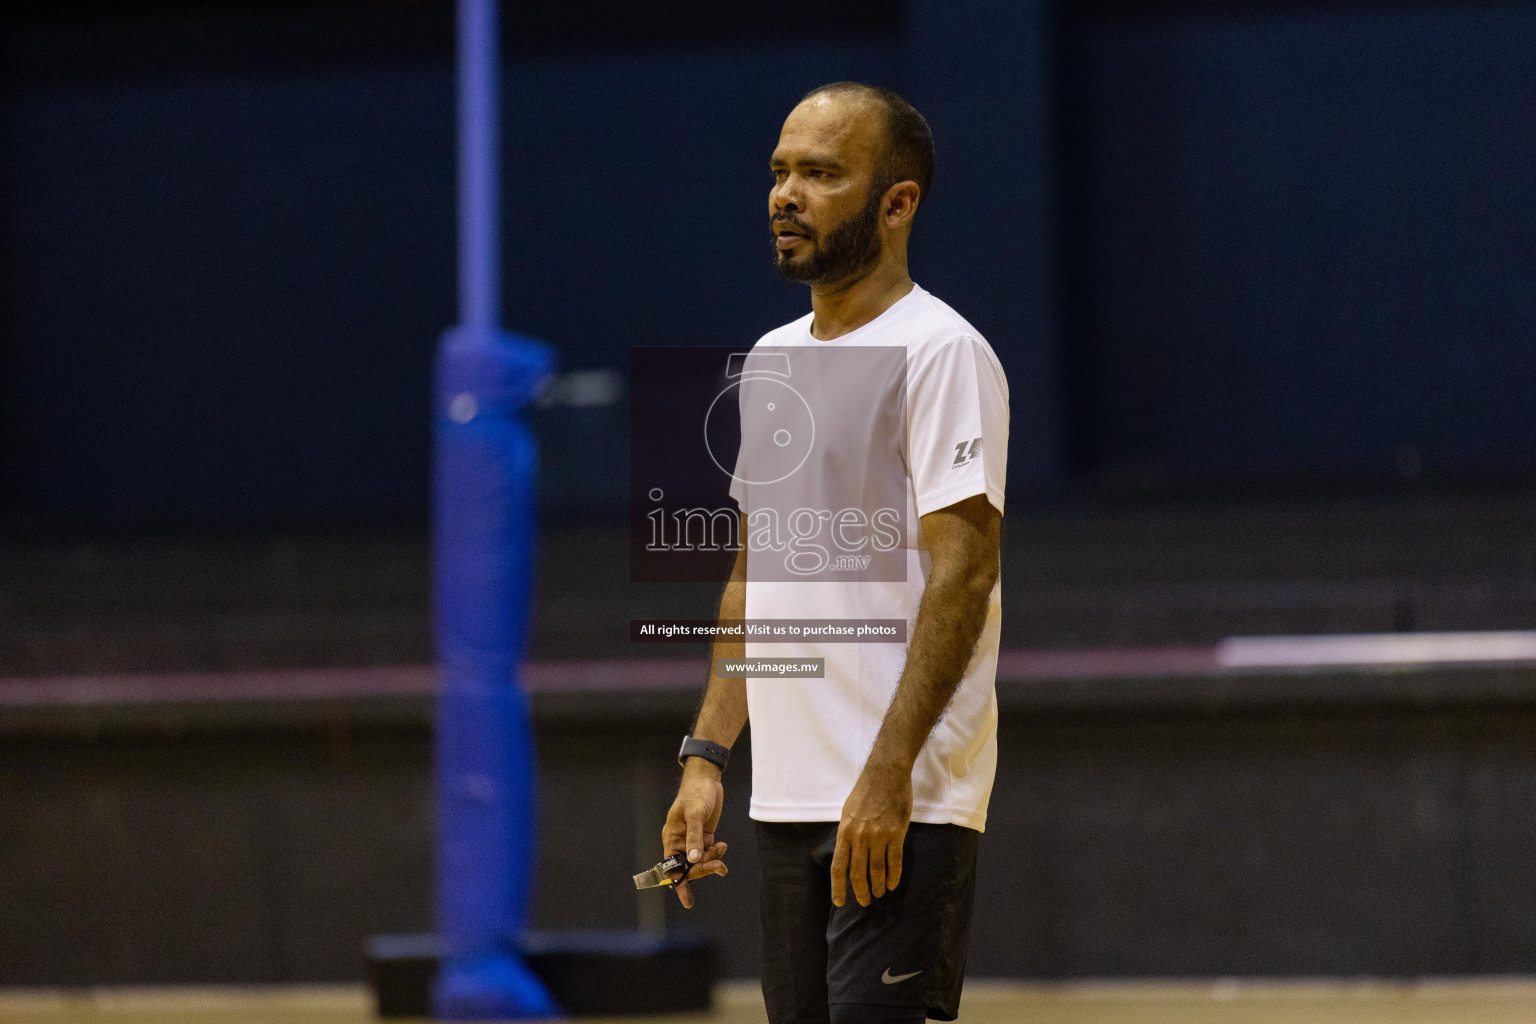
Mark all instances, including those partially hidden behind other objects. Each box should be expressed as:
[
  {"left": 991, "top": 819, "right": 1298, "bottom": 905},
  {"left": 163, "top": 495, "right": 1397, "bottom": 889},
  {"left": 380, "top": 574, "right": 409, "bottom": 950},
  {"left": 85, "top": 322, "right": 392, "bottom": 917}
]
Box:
[{"left": 806, "top": 169, "right": 825, "bottom": 178}]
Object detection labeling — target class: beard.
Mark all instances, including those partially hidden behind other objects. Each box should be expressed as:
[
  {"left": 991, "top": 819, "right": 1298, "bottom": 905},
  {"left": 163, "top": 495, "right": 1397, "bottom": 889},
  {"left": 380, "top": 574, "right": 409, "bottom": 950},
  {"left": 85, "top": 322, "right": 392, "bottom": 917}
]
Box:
[{"left": 773, "top": 184, "right": 885, "bottom": 285}]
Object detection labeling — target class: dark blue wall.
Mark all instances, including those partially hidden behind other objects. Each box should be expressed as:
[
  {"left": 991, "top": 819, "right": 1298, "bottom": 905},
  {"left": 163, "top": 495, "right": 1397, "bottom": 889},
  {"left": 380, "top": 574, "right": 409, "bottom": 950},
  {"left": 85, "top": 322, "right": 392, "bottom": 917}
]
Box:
[
  {"left": 5, "top": 64, "right": 455, "bottom": 521},
  {"left": 905, "top": 0, "right": 1061, "bottom": 499},
  {"left": 5, "top": 1, "right": 1534, "bottom": 530},
  {"left": 1066, "top": 4, "right": 1536, "bottom": 484},
  {"left": 0, "top": 1, "right": 1060, "bottom": 529}
]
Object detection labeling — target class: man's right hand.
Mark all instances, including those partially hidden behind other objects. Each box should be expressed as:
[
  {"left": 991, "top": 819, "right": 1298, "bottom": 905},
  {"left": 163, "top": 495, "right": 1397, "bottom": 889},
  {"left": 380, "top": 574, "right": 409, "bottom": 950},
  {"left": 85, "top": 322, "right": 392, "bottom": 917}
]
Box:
[{"left": 661, "top": 760, "right": 729, "bottom": 908}]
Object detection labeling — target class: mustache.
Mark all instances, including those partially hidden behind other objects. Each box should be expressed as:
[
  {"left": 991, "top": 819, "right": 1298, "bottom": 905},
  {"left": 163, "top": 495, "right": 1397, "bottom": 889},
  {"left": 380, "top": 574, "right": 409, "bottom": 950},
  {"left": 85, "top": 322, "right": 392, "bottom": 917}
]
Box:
[{"left": 771, "top": 214, "right": 815, "bottom": 239}]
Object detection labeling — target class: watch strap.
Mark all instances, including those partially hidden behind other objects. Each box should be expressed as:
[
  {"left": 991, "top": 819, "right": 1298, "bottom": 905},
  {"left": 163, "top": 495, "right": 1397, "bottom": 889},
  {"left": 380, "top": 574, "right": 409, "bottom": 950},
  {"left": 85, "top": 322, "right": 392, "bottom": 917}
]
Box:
[{"left": 678, "top": 735, "right": 730, "bottom": 772}]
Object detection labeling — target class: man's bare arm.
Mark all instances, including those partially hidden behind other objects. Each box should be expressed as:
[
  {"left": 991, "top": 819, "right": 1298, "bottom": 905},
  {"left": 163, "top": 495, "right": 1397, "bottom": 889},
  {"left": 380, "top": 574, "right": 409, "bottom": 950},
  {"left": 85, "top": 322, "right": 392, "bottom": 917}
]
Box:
[
  {"left": 831, "top": 493, "right": 1001, "bottom": 907},
  {"left": 662, "top": 515, "right": 749, "bottom": 907},
  {"left": 868, "top": 493, "right": 1000, "bottom": 772},
  {"left": 690, "top": 531, "right": 750, "bottom": 752}
]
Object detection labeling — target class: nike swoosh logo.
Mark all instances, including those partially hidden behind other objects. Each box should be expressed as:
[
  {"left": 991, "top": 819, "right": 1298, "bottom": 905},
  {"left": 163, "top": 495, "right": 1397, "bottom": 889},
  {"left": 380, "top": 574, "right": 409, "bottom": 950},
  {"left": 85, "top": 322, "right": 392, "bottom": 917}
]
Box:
[{"left": 881, "top": 968, "right": 922, "bottom": 984}]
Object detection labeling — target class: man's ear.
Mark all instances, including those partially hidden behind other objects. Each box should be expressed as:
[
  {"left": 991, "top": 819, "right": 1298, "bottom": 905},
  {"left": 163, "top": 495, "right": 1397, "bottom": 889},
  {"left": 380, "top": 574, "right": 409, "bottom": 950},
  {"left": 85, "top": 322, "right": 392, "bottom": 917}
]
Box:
[{"left": 883, "top": 180, "right": 921, "bottom": 229}]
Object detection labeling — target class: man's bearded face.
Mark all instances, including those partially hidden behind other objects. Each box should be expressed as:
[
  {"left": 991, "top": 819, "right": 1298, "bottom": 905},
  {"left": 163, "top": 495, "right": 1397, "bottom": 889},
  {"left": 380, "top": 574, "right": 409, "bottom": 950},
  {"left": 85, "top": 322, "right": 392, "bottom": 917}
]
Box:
[{"left": 772, "top": 182, "right": 886, "bottom": 286}]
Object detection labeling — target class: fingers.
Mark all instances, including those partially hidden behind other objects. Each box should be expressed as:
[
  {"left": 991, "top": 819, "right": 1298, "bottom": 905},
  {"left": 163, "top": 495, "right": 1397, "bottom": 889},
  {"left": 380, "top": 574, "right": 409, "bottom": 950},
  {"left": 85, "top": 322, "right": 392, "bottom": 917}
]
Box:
[
  {"left": 673, "top": 842, "right": 728, "bottom": 909},
  {"left": 834, "top": 824, "right": 875, "bottom": 908},
  {"left": 834, "top": 829, "right": 908, "bottom": 907},
  {"left": 663, "top": 773, "right": 726, "bottom": 909},
  {"left": 665, "top": 796, "right": 708, "bottom": 863},
  {"left": 869, "top": 841, "right": 887, "bottom": 900},
  {"left": 667, "top": 773, "right": 724, "bottom": 863},
  {"left": 848, "top": 836, "right": 871, "bottom": 907},
  {"left": 830, "top": 831, "right": 849, "bottom": 907},
  {"left": 687, "top": 860, "right": 728, "bottom": 882},
  {"left": 832, "top": 769, "right": 912, "bottom": 907},
  {"left": 687, "top": 841, "right": 729, "bottom": 881}
]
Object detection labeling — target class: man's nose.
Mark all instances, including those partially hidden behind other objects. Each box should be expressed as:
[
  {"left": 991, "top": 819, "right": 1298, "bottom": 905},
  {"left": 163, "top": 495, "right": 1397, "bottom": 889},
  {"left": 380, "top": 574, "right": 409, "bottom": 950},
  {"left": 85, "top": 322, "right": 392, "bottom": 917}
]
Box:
[{"left": 771, "top": 180, "right": 802, "bottom": 213}]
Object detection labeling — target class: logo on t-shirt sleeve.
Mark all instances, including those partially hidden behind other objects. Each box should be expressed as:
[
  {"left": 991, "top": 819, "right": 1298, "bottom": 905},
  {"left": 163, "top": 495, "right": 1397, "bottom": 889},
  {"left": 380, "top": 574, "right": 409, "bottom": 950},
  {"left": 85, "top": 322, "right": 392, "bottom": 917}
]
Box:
[{"left": 951, "top": 437, "right": 982, "bottom": 467}]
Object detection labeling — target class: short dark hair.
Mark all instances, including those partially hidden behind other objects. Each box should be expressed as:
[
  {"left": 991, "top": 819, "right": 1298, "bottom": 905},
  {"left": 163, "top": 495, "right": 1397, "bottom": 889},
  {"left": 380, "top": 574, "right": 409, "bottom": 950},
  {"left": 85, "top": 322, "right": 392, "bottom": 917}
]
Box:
[{"left": 801, "top": 82, "right": 935, "bottom": 208}]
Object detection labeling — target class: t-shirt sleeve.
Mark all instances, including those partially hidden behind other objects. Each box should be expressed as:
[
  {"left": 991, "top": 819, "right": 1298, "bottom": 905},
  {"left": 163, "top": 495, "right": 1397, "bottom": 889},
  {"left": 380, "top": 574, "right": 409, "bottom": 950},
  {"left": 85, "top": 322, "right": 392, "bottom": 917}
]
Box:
[
  {"left": 728, "top": 379, "right": 747, "bottom": 509},
  {"left": 906, "top": 335, "right": 1009, "bottom": 518}
]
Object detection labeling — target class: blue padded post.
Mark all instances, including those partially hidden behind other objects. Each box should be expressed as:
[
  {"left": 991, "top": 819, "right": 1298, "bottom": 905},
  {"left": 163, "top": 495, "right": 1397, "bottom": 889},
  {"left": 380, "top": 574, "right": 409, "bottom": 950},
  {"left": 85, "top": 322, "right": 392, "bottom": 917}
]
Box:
[
  {"left": 431, "top": 0, "right": 560, "bottom": 1016},
  {"left": 431, "top": 327, "right": 559, "bottom": 1019}
]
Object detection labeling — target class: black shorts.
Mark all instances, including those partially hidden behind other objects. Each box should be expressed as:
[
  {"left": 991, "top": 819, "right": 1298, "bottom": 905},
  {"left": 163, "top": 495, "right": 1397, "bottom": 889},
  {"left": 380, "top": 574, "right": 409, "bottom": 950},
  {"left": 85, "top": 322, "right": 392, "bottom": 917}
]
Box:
[{"left": 755, "top": 820, "right": 980, "bottom": 1023}]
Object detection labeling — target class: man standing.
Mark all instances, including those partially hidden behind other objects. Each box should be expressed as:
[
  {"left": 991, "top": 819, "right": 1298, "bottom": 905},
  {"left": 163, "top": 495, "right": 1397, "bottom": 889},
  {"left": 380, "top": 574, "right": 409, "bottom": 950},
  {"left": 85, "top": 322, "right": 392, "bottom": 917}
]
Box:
[{"left": 662, "top": 82, "right": 1008, "bottom": 1024}]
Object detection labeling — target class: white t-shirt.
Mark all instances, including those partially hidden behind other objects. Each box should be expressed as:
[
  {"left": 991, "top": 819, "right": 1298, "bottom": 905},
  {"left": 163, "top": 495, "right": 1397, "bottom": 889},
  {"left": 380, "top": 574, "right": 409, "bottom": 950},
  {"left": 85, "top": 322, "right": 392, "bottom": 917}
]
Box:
[{"left": 729, "top": 283, "right": 1008, "bottom": 831}]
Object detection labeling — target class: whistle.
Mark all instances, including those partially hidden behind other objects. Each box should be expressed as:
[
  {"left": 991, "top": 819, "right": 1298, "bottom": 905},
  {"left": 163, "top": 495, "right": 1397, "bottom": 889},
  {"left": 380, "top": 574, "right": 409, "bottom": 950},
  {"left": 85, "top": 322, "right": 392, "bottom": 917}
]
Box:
[{"left": 633, "top": 852, "right": 690, "bottom": 890}]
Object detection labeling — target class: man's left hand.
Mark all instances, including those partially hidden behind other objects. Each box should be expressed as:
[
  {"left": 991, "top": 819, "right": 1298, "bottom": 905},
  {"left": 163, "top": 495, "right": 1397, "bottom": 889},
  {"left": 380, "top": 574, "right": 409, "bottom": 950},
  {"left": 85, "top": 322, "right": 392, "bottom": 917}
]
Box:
[{"left": 831, "top": 760, "right": 913, "bottom": 907}]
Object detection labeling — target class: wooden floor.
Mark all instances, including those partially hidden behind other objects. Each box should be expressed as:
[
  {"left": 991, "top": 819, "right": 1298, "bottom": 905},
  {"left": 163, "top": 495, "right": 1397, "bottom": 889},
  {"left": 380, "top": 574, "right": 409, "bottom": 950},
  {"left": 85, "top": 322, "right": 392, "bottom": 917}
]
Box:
[{"left": 5, "top": 980, "right": 1536, "bottom": 1024}]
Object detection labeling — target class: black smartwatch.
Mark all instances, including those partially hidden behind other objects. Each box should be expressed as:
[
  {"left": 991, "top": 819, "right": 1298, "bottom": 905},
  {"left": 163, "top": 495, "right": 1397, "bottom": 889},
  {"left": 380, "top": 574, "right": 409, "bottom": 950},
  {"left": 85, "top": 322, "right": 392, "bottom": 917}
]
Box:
[{"left": 677, "top": 735, "right": 730, "bottom": 773}]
